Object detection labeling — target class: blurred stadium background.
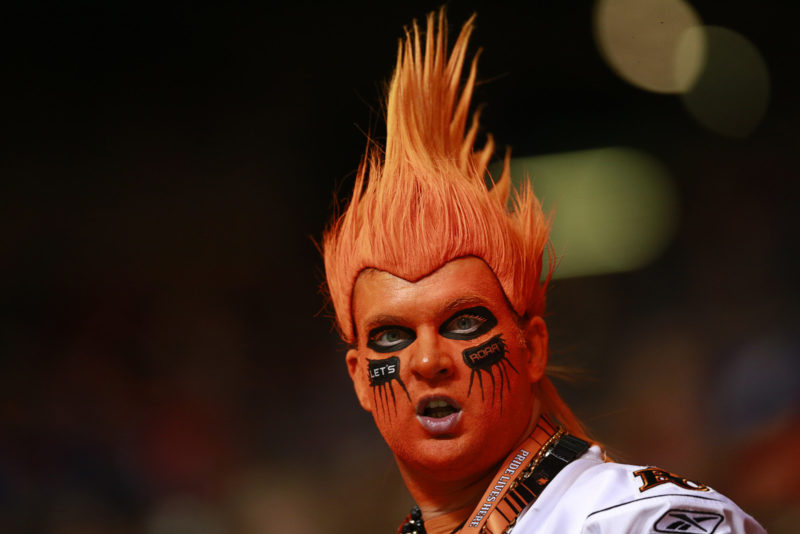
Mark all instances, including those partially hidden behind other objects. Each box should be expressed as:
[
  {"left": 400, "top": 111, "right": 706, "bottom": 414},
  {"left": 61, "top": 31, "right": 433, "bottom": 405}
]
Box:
[{"left": 1, "top": 1, "right": 797, "bottom": 533}]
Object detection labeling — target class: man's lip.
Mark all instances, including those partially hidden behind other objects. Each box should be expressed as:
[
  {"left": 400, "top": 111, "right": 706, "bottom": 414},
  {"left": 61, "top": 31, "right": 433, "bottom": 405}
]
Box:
[
  {"left": 415, "top": 396, "right": 463, "bottom": 435},
  {"left": 417, "top": 411, "right": 461, "bottom": 435},
  {"left": 415, "top": 395, "right": 462, "bottom": 415}
]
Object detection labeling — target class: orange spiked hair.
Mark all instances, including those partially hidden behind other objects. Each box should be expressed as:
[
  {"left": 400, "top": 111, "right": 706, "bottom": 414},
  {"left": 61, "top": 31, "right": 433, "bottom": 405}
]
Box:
[
  {"left": 323, "top": 9, "right": 590, "bottom": 441},
  {"left": 323, "top": 10, "right": 551, "bottom": 344}
]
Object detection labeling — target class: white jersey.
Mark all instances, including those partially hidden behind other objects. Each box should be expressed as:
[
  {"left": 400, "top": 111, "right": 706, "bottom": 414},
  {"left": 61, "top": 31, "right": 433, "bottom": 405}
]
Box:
[{"left": 512, "top": 446, "right": 765, "bottom": 534}]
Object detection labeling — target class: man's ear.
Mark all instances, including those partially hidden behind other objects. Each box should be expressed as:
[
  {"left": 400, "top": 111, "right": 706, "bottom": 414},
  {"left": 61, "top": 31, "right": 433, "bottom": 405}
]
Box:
[
  {"left": 346, "top": 348, "right": 372, "bottom": 412},
  {"left": 523, "top": 316, "right": 548, "bottom": 383}
]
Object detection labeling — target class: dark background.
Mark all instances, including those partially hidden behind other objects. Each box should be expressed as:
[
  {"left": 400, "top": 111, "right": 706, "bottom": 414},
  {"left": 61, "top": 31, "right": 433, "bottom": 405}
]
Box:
[{"left": 1, "top": 1, "right": 797, "bottom": 533}]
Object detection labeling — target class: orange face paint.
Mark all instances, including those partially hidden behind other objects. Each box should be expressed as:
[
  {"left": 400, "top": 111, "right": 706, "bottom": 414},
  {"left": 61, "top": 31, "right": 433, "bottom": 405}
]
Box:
[{"left": 346, "top": 257, "right": 547, "bottom": 482}]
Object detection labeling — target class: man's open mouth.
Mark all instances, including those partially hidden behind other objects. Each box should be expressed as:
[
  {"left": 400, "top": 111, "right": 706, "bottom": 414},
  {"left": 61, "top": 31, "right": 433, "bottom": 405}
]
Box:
[
  {"left": 421, "top": 398, "right": 460, "bottom": 418},
  {"left": 416, "top": 396, "right": 462, "bottom": 434}
]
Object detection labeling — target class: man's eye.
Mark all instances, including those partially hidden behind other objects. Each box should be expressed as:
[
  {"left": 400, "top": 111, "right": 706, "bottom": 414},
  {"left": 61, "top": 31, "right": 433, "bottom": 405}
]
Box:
[
  {"left": 450, "top": 315, "right": 484, "bottom": 333},
  {"left": 367, "top": 326, "right": 416, "bottom": 353},
  {"left": 440, "top": 306, "right": 498, "bottom": 340}
]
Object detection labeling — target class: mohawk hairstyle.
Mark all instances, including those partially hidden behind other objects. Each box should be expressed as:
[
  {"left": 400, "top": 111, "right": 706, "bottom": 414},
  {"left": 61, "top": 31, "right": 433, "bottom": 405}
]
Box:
[
  {"left": 324, "top": 10, "right": 551, "bottom": 342},
  {"left": 323, "top": 8, "right": 588, "bottom": 441}
]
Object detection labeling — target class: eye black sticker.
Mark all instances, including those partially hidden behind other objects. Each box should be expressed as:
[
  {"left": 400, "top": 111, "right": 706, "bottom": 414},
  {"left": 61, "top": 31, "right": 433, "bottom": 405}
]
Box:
[
  {"left": 367, "top": 356, "right": 411, "bottom": 418},
  {"left": 462, "top": 334, "right": 517, "bottom": 409}
]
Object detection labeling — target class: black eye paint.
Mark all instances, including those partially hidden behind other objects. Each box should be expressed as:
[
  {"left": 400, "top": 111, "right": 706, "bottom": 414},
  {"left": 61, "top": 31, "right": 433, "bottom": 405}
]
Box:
[
  {"left": 462, "top": 334, "right": 517, "bottom": 410},
  {"left": 367, "top": 326, "right": 416, "bottom": 353},
  {"left": 440, "top": 306, "right": 498, "bottom": 340},
  {"left": 367, "top": 356, "right": 411, "bottom": 418}
]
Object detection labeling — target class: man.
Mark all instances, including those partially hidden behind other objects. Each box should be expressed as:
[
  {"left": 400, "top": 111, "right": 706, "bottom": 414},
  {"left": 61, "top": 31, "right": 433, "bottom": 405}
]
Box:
[{"left": 322, "top": 10, "right": 765, "bottom": 534}]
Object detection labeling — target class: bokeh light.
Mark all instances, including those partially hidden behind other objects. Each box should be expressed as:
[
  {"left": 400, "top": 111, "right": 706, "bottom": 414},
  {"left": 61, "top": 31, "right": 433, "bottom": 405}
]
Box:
[
  {"left": 680, "top": 26, "right": 770, "bottom": 137},
  {"left": 594, "top": 0, "right": 705, "bottom": 93},
  {"left": 496, "top": 147, "right": 679, "bottom": 279}
]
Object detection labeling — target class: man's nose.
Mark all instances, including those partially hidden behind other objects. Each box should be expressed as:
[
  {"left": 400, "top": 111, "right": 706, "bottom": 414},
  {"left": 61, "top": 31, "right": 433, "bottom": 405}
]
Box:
[{"left": 409, "top": 329, "right": 455, "bottom": 381}]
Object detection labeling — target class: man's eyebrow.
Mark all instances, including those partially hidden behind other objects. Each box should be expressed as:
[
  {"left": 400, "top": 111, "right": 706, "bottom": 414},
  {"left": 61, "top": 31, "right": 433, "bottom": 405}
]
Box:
[
  {"left": 364, "top": 314, "right": 407, "bottom": 331},
  {"left": 441, "top": 296, "right": 487, "bottom": 314},
  {"left": 362, "top": 297, "right": 487, "bottom": 331}
]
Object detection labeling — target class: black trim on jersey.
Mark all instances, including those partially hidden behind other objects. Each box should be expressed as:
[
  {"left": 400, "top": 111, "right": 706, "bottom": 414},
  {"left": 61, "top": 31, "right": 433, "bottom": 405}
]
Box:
[{"left": 586, "top": 493, "right": 724, "bottom": 518}]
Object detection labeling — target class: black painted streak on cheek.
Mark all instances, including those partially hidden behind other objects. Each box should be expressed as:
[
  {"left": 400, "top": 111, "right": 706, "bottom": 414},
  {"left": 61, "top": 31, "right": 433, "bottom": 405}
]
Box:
[
  {"left": 379, "top": 383, "right": 388, "bottom": 419},
  {"left": 462, "top": 335, "right": 518, "bottom": 411},
  {"left": 367, "top": 356, "right": 411, "bottom": 418}
]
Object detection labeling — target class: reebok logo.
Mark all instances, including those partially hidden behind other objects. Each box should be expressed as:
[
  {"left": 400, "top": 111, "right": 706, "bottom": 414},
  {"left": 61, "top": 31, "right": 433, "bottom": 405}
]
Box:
[{"left": 654, "top": 509, "right": 723, "bottom": 533}]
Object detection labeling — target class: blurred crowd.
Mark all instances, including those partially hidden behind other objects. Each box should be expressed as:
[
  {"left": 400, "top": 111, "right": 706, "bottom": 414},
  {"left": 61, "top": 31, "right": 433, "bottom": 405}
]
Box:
[{"left": 1, "top": 2, "right": 797, "bottom": 533}]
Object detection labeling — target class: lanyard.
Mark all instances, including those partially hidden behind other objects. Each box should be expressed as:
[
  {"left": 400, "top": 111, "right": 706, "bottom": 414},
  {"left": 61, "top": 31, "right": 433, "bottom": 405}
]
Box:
[
  {"left": 461, "top": 415, "right": 564, "bottom": 533},
  {"left": 401, "top": 416, "right": 589, "bottom": 534}
]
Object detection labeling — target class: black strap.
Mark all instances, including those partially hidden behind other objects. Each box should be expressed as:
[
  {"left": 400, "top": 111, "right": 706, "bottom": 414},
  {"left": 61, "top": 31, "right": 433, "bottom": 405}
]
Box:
[{"left": 517, "top": 434, "right": 590, "bottom": 497}]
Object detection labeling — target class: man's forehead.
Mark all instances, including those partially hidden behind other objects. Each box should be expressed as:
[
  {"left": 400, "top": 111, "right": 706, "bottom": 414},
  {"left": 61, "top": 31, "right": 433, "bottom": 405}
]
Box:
[
  {"left": 360, "top": 295, "right": 489, "bottom": 328},
  {"left": 354, "top": 258, "right": 495, "bottom": 295},
  {"left": 351, "top": 257, "right": 507, "bottom": 325}
]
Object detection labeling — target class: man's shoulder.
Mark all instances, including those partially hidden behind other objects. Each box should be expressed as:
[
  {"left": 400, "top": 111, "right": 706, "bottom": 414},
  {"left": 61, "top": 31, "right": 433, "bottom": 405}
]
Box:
[{"left": 512, "top": 446, "right": 765, "bottom": 534}]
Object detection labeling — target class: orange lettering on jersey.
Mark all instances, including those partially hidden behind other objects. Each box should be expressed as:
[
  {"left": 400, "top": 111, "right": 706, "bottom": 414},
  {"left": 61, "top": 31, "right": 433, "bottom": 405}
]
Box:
[{"left": 633, "top": 467, "right": 709, "bottom": 493}]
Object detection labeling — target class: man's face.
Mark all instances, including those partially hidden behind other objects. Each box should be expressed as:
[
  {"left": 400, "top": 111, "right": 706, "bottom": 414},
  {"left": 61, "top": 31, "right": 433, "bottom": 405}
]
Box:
[{"left": 347, "top": 257, "right": 547, "bottom": 480}]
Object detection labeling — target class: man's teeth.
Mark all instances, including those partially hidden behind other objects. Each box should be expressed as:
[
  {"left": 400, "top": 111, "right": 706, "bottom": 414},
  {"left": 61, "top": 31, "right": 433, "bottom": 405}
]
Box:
[{"left": 423, "top": 399, "right": 458, "bottom": 418}]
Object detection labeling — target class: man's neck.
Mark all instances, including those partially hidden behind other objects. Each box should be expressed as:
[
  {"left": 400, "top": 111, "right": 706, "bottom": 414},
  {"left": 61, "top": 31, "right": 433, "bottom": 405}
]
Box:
[
  {"left": 397, "top": 406, "right": 544, "bottom": 534},
  {"left": 398, "top": 461, "right": 498, "bottom": 534}
]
